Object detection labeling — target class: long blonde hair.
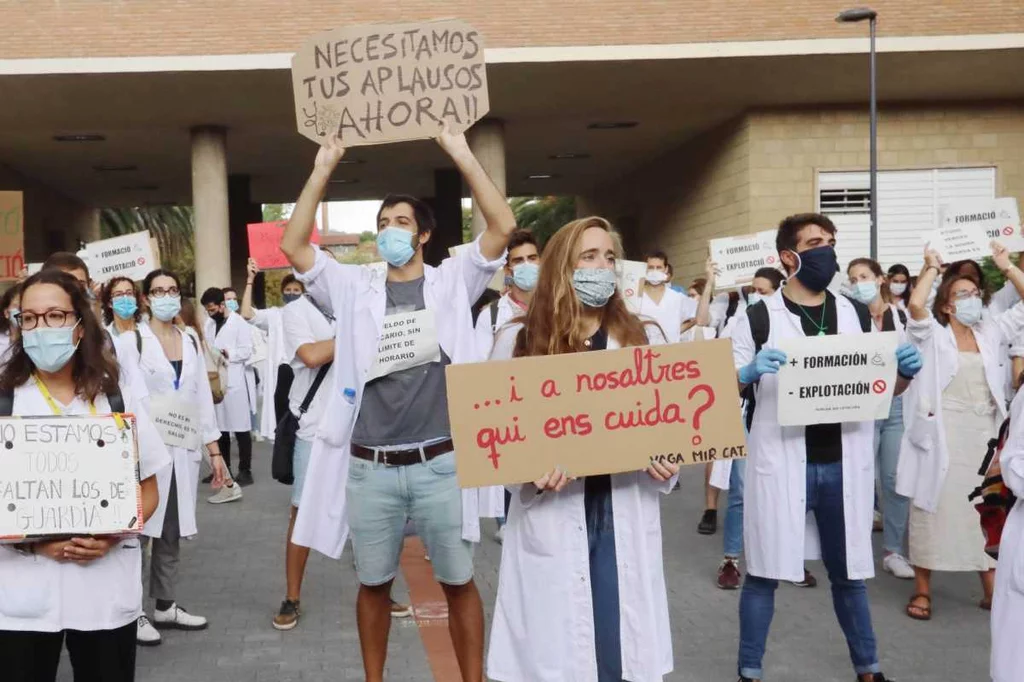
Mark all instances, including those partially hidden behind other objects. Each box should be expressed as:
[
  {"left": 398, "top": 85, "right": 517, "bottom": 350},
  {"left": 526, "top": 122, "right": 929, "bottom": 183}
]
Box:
[{"left": 514, "top": 216, "right": 652, "bottom": 357}]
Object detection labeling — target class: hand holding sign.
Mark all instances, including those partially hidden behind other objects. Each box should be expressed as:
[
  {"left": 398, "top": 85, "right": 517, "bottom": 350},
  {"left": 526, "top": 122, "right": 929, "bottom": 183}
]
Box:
[
  {"left": 315, "top": 135, "right": 346, "bottom": 175},
  {"left": 992, "top": 240, "right": 1013, "bottom": 273},
  {"left": 436, "top": 119, "right": 471, "bottom": 159}
]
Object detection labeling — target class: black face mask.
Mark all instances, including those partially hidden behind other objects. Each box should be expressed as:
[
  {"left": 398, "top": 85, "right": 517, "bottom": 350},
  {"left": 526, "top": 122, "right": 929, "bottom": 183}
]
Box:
[
  {"left": 211, "top": 311, "right": 225, "bottom": 323},
  {"left": 789, "top": 245, "right": 838, "bottom": 293}
]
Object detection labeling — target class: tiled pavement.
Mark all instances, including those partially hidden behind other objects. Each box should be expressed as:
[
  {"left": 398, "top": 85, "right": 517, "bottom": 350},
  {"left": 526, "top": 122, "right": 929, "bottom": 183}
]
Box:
[{"left": 60, "top": 442, "right": 990, "bottom": 681}]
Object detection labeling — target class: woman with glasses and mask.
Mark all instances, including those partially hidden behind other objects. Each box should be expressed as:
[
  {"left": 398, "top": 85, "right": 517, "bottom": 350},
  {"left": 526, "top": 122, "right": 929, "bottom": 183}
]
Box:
[
  {"left": 899, "top": 243, "right": 1024, "bottom": 621},
  {"left": 101, "top": 277, "right": 142, "bottom": 339},
  {"left": 0, "top": 269, "right": 169, "bottom": 682},
  {"left": 115, "top": 269, "right": 230, "bottom": 645},
  {"left": 485, "top": 217, "right": 679, "bottom": 682}
]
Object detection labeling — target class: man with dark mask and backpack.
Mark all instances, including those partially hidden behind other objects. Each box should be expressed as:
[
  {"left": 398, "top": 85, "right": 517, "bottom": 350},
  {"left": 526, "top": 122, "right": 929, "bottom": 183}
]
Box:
[{"left": 730, "top": 213, "right": 923, "bottom": 682}]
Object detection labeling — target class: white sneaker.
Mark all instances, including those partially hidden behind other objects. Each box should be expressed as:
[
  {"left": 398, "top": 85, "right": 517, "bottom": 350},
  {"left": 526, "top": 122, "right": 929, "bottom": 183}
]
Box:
[
  {"left": 136, "top": 615, "right": 162, "bottom": 646},
  {"left": 883, "top": 553, "right": 915, "bottom": 580},
  {"left": 153, "top": 603, "right": 209, "bottom": 631},
  {"left": 207, "top": 484, "right": 243, "bottom": 505},
  {"left": 494, "top": 525, "right": 505, "bottom": 544}
]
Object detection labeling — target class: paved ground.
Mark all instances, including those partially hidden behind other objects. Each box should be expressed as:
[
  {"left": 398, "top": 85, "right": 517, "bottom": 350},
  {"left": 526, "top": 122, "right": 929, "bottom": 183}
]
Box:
[{"left": 61, "top": 442, "right": 991, "bottom": 681}]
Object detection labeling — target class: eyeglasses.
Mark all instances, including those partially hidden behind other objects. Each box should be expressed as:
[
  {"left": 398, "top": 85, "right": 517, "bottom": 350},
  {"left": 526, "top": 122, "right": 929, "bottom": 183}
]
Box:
[
  {"left": 16, "top": 309, "right": 79, "bottom": 331},
  {"left": 951, "top": 290, "right": 981, "bottom": 301},
  {"left": 149, "top": 287, "right": 180, "bottom": 298}
]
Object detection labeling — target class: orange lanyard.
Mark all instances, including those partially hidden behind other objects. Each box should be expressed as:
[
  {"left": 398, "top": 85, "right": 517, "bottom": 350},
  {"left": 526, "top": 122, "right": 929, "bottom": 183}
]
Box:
[{"left": 35, "top": 375, "right": 96, "bottom": 416}]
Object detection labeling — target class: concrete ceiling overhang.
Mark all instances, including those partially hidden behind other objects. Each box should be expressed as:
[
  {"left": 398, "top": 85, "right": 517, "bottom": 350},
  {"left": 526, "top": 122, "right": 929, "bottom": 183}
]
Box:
[{"left": 0, "top": 46, "right": 1022, "bottom": 208}]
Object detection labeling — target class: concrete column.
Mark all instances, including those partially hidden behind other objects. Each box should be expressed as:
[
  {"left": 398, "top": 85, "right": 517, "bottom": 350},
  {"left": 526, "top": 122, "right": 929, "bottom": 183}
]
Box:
[
  {"left": 73, "top": 208, "right": 101, "bottom": 246},
  {"left": 191, "top": 127, "right": 230, "bottom": 296},
  {"left": 227, "top": 174, "right": 262, "bottom": 294},
  {"left": 424, "top": 168, "right": 463, "bottom": 266},
  {"left": 466, "top": 120, "right": 506, "bottom": 240}
]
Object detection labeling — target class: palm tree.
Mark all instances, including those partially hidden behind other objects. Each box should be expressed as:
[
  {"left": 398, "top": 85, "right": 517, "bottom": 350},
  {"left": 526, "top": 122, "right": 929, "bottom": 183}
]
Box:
[
  {"left": 100, "top": 206, "right": 196, "bottom": 293},
  {"left": 509, "top": 196, "right": 576, "bottom": 246}
]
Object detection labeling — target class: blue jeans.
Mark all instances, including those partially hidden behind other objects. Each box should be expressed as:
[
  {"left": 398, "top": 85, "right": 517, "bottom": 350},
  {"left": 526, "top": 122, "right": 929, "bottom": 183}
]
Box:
[
  {"left": 723, "top": 459, "right": 746, "bottom": 558},
  {"left": 585, "top": 475, "right": 623, "bottom": 682},
  {"left": 874, "top": 396, "right": 910, "bottom": 555},
  {"left": 738, "top": 462, "right": 880, "bottom": 679}
]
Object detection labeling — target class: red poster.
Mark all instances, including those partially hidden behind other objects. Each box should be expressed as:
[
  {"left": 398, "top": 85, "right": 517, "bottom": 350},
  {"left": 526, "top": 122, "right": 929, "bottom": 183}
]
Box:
[{"left": 247, "top": 221, "right": 320, "bottom": 270}]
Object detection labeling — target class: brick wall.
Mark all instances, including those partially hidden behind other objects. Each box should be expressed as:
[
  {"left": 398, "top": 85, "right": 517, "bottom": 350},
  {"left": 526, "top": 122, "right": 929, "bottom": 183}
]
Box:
[{"left": 0, "top": 0, "right": 1021, "bottom": 59}]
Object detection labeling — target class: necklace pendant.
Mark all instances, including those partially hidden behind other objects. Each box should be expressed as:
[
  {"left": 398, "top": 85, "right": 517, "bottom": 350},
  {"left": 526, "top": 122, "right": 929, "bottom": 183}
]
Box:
[{"left": 817, "top": 330, "right": 826, "bottom": 336}]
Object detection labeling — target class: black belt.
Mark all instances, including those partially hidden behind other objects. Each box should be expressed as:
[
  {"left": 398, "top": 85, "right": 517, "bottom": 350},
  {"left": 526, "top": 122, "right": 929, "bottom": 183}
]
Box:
[{"left": 350, "top": 439, "right": 453, "bottom": 467}]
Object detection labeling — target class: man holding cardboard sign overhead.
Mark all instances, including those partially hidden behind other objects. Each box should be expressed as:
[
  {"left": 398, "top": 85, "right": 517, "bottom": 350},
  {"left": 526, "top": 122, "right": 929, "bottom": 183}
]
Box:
[
  {"left": 281, "top": 122, "right": 515, "bottom": 681},
  {"left": 730, "top": 213, "right": 922, "bottom": 682}
]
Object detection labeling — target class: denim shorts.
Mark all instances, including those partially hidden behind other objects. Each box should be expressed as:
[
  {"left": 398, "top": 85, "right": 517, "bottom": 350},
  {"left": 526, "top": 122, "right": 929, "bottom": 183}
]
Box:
[
  {"left": 290, "top": 438, "right": 315, "bottom": 508},
  {"left": 346, "top": 451, "right": 473, "bottom": 587}
]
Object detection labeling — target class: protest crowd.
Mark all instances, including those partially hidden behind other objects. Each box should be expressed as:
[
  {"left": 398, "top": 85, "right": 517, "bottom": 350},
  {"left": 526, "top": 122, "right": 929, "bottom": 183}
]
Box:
[{"left": 3, "top": 91, "right": 1024, "bottom": 682}]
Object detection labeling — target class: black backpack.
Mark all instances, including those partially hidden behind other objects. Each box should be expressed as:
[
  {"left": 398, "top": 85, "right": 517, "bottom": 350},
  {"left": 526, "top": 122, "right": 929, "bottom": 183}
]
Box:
[{"left": 742, "top": 295, "right": 872, "bottom": 431}]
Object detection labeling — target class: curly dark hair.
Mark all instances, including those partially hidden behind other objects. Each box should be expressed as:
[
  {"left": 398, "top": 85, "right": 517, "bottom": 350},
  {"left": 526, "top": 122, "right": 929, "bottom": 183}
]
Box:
[
  {"left": 0, "top": 270, "right": 120, "bottom": 402},
  {"left": 100, "top": 276, "right": 141, "bottom": 326}
]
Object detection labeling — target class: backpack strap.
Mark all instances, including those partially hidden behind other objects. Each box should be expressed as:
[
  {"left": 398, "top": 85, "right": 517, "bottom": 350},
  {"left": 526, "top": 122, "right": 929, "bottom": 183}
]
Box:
[
  {"left": 897, "top": 308, "right": 907, "bottom": 327},
  {"left": 489, "top": 300, "right": 500, "bottom": 330},
  {"left": 725, "top": 293, "right": 739, "bottom": 322},
  {"left": 135, "top": 329, "right": 142, "bottom": 355},
  {"left": 844, "top": 295, "right": 873, "bottom": 333},
  {"left": 0, "top": 389, "right": 13, "bottom": 417},
  {"left": 743, "top": 301, "right": 771, "bottom": 431}
]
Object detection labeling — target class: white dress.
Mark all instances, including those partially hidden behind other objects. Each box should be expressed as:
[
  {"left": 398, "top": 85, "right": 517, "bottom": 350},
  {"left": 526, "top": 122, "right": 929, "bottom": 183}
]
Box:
[{"left": 908, "top": 352, "right": 999, "bottom": 571}]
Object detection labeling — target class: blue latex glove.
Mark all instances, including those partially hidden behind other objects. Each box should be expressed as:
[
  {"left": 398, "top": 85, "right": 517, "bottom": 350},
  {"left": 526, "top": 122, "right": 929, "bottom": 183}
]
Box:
[
  {"left": 738, "top": 348, "right": 788, "bottom": 385},
  {"left": 896, "top": 342, "right": 923, "bottom": 379}
]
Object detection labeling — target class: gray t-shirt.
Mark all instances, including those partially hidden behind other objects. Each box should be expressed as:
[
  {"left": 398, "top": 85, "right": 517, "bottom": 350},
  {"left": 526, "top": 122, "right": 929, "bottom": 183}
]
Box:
[{"left": 352, "top": 277, "right": 452, "bottom": 447}]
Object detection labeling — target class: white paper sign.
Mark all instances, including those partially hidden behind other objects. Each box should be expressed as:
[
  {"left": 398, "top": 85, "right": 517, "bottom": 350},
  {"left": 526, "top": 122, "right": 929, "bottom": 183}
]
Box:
[
  {"left": 776, "top": 332, "right": 899, "bottom": 426},
  {"left": 86, "top": 231, "right": 158, "bottom": 283},
  {"left": 924, "top": 198, "right": 1023, "bottom": 261},
  {"left": 368, "top": 309, "right": 441, "bottom": 381},
  {"left": 709, "top": 230, "right": 779, "bottom": 289},
  {"left": 26, "top": 262, "right": 43, "bottom": 276},
  {"left": 148, "top": 393, "right": 200, "bottom": 451},
  {"left": 0, "top": 415, "right": 142, "bottom": 541},
  {"left": 616, "top": 259, "right": 647, "bottom": 314}
]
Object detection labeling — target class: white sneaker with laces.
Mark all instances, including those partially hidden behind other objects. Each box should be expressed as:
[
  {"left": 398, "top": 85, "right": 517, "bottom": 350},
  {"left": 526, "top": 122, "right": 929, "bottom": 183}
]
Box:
[
  {"left": 136, "top": 615, "right": 162, "bottom": 646},
  {"left": 883, "top": 552, "right": 915, "bottom": 580},
  {"left": 207, "top": 484, "right": 243, "bottom": 505},
  {"left": 153, "top": 603, "right": 209, "bottom": 631}
]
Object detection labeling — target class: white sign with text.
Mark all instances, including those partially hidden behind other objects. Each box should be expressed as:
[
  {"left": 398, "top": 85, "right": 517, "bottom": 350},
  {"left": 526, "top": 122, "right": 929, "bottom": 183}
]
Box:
[
  {"left": 924, "top": 198, "right": 1023, "bottom": 261},
  {"left": 616, "top": 259, "right": 647, "bottom": 314},
  {"left": 86, "top": 231, "right": 158, "bottom": 283},
  {"left": 148, "top": 393, "right": 201, "bottom": 451},
  {"left": 709, "top": 230, "right": 779, "bottom": 289},
  {"left": 368, "top": 309, "right": 441, "bottom": 382}
]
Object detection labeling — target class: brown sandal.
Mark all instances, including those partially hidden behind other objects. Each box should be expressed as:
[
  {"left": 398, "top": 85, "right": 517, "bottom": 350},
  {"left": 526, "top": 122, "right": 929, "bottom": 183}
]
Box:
[
  {"left": 906, "top": 593, "right": 932, "bottom": 620},
  {"left": 980, "top": 597, "right": 992, "bottom": 611}
]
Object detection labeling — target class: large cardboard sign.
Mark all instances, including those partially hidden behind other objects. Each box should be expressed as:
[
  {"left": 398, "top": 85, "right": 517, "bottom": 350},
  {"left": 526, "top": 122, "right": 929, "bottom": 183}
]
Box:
[
  {"left": 0, "top": 415, "right": 143, "bottom": 542},
  {"left": 0, "top": 192, "right": 25, "bottom": 282},
  {"left": 248, "top": 221, "right": 321, "bottom": 270},
  {"left": 776, "top": 332, "right": 899, "bottom": 426},
  {"left": 291, "top": 20, "right": 490, "bottom": 147},
  {"left": 446, "top": 339, "right": 747, "bottom": 487},
  {"left": 924, "top": 198, "right": 1023, "bottom": 260},
  {"left": 86, "top": 231, "right": 158, "bottom": 283},
  {"left": 616, "top": 259, "right": 647, "bottom": 314},
  {"left": 709, "top": 230, "right": 778, "bottom": 289}
]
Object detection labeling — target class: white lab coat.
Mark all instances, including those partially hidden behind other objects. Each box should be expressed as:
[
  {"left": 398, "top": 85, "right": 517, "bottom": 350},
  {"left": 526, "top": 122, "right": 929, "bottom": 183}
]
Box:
[
  {"left": 247, "top": 307, "right": 288, "bottom": 440},
  {"left": 204, "top": 311, "right": 255, "bottom": 433},
  {"left": 292, "top": 236, "right": 506, "bottom": 558},
  {"left": 637, "top": 287, "right": 694, "bottom": 344},
  {"left": 0, "top": 377, "right": 170, "bottom": 632},
  {"left": 486, "top": 323, "right": 675, "bottom": 682},
  {"left": 732, "top": 289, "right": 877, "bottom": 581},
  {"left": 896, "top": 304, "right": 1024, "bottom": 513},
  {"left": 991, "top": 387, "right": 1024, "bottom": 682},
  {"left": 115, "top": 324, "right": 221, "bottom": 538}
]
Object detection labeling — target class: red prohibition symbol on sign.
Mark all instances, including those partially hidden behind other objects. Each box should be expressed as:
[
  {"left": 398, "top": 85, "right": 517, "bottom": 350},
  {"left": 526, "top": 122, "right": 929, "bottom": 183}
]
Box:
[
  {"left": 872, "top": 379, "right": 887, "bottom": 394},
  {"left": 1003, "top": 226, "right": 1015, "bottom": 236},
  {"left": 766, "top": 255, "right": 776, "bottom": 264}
]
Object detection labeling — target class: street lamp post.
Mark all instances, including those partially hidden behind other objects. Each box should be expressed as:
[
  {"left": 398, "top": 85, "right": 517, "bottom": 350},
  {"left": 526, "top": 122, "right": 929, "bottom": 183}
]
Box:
[{"left": 837, "top": 7, "right": 879, "bottom": 261}]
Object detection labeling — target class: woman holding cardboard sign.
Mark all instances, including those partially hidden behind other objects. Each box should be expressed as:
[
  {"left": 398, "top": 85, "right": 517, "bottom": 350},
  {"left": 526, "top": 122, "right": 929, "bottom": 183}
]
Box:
[
  {"left": 114, "top": 269, "right": 229, "bottom": 646},
  {"left": 899, "top": 243, "right": 1024, "bottom": 621},
  {"left": 0, "top": 268, "right": 169, "bottom": 682},
  {"left": 485, "top": 217, "right": 679, "bottom": 682}
]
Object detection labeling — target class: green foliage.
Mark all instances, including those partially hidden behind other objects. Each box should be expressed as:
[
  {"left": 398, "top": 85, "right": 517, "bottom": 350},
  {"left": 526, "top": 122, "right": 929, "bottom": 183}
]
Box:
[
  {"left": 100, "top": 206, "right": 196, "bottom": 293},
  {"left": 338, "top": 249, "right": 380, "bottom": 266},
  {"left": 358, "top": 230, "right": 376, "bottom": 243},
  {"left": 510, "top": 196, "right": 576, "bottom": 246},
  {"left": 462, "top": 206, "right": 473, "bottom": 243},
  {"left": 980, "top": 257, "right": 1006, "bottom": 293},
  {"left": 262, "top": 204, "right": 292, "bottom": 222}
]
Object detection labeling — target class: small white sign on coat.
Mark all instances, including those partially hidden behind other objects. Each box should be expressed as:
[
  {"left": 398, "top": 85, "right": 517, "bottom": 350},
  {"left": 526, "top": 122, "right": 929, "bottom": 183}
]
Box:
[
  {"left": 86, "top": 231, "right": 158, "bottom": 283},
  {"left": 148, "top": 393, "right": 201, "bottom": 451},
  {"left": 709, "top": 230, "right": 779, "bottom": 289},
  {"left": 776, "top": 331, "right": 899, "bottom": 426},
  {"left": 924, "top": 198, "right": 1023, "bottom": 261},
  {"left": 367, "top": 309, "right": 441, "bottom": 382},
  {"left": 616, "top": 259, "right": 647, "bottom": 314}
]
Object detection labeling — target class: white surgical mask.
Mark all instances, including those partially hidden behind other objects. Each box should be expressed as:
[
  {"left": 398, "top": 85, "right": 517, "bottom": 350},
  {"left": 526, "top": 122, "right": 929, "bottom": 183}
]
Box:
[
  {"left": 746, "top": 292, "right": 764, "bottom": 306},
  {"left": 953, "top": 296, "right": 983, "bottom": 327},
  {"left": 645, "top": 270, "right": 668, "bottom": 286},
  {"left": 889, "top": 282, "right": 907, "bottom": 296}
]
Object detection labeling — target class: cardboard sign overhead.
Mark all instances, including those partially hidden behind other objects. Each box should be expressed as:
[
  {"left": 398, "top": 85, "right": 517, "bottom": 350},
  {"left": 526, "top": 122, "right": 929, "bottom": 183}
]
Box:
[
  {"left": 248, "top": 221, "right": 321, "bottom": 270},
  {"left": 775, "top": 332, "right": 899, "bottom": 426},
  {"left": 86, "top": 231, "right": 158, "bottom": 283},
  {"left": 925, "top": 198, "right": 1023, "bottom": 261},
  {"left": 291, "top": 19, "right": 490, "bottom": 147},
  {"left": 446, "top": 339, "right": 747, "bottom": 488},
  {"left": 0, "top": 192, "right": 25, "bottom": 282},
  {"left": 709, "top": 230, "right": 778, "bottom": 289},
  {"left": 0, "top": 415, "right": 143, "bottom": 542}
]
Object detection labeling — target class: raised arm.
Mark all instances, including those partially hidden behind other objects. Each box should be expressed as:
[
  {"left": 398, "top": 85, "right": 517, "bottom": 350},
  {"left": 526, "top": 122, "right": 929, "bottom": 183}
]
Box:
[
  {"left": 694, "top": 257, "right": 718, "bottom": 328},
  {"left": 909, "top": 247, "right": 942, "bottom": 321},
  {"left": 281, "top": 137, "right": 346, "bottom": 274},
  {"left": 241, "top": 258, "right": 259, "bottom": 321},
  {"left": 437, "top": 124, "right": 516, "bottom": 262}
]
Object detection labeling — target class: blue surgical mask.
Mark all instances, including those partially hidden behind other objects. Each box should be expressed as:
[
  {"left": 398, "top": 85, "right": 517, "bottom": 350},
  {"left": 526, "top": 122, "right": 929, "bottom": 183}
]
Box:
[
  {"left": 282, "top": 293, "right": 302, "bottom": 305},
  {"left": 790, "top": 245, "right": 838, "bottom": 293},
  {"left": 746, "top": 292, "right": 764, "bottom": 306},
  {"left": 376, "top": 227, "right": 416, "bottom": 268},
  {"left": 851, "top": 281, "right": 879, "bottom": 304},
  {"left": 112, "top": 296, "right": 138, "bottom": 320},
  {"left": 225, "top": 299, "right": 239, "bottom": 313},
  {"left": 512, "top": 262, "right": 539, "bottom": 292},
  {"left": 23, "top": 323, "right": 80, "bottom": 373},
  {"left": 953, "top": 296, "right": 983, "bottom": 327},
  {"left": 573, "top": 268, "right": 617, "bottom": 308},
  {"left": 150, "top": 296, "right": 181, "bottom": 322}
]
